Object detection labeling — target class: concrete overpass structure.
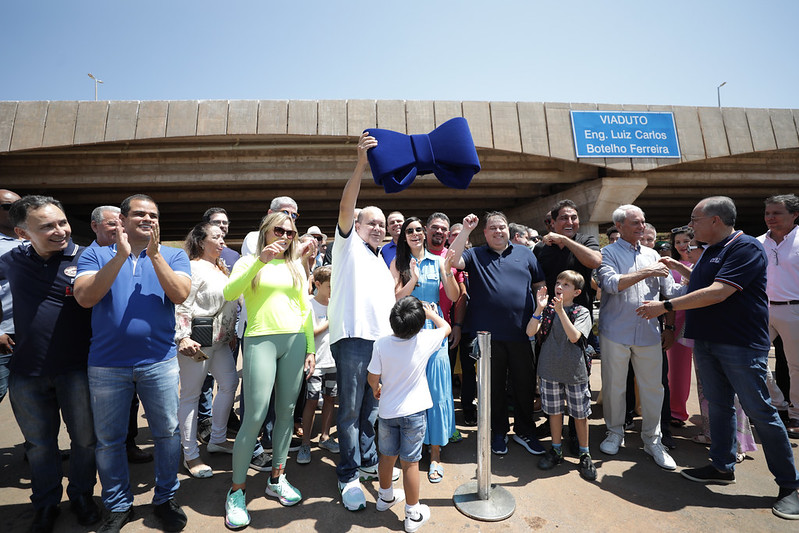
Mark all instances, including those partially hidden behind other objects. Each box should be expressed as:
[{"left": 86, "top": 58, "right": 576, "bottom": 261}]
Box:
[{"left": 1, "top": 99, "right": 797, "bottom": 245}]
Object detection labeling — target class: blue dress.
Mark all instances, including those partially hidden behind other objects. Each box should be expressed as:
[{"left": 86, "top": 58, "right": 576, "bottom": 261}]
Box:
[{"left": 413, "top": 251, "right": 456, "bottom": 447}]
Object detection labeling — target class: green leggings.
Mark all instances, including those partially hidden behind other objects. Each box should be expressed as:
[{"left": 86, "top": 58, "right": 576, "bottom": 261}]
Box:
[{"left": 232, "top": 332, "right": 305, "bottom": 484}]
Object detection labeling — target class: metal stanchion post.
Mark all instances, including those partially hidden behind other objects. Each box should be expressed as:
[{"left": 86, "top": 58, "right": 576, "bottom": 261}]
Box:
[{"left": 453, "top": 331, "right": 515, "bottom": 521}]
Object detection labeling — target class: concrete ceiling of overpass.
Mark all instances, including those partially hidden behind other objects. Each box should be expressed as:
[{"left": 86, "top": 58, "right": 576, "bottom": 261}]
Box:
[
  {"left": 2, "top": 135, "right": 797, "bottom": 247},
  {"left": 2, "top": 100, "right": 798, "bottom": 247}
]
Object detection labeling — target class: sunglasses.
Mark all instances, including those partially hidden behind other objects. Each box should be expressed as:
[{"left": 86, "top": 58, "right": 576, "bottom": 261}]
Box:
[
  {"left": 281, "top": 210, "right": 299, "bottom": 221},
  {"left": 670, "top": 225, "right": 691, "bottom": 234},
  {"left": 0, "top": 203, "right": 12, "bottom": 211},
  {"left": 405, "top": 227, "right": 425, "bottom": 235},
  {"left": 312, "top": 235, "right": 323, "bottom": 242},
  {"left": 273, "top": 227, "right": 296, "bottom": 239}
]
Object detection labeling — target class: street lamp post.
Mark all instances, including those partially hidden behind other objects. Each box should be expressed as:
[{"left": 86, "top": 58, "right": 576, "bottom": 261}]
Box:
[
  {"left": 88, "top": 73, "right": 103, "bottom": 101},
  {"left": 717, "top": 81, "right": 727, "bottom": 108}
]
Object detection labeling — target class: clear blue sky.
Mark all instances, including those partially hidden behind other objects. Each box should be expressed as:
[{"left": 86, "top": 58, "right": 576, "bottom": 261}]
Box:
[{"left": 2, "top": 1, "right": 797, "bottom": 109}]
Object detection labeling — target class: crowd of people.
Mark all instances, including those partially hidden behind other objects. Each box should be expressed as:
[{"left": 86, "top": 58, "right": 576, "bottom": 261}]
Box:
[{"left": 1, "top": 133, "right": 798, "bottom": 532}]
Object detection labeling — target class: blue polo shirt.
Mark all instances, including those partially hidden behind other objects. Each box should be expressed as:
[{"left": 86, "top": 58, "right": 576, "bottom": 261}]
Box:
[
  {"left": 684, "top": 231, "right": 770, "bottom": 350},
  {"left": 77, "top": 244, "right": 191, "bottom": 367},
  {"left": 0, "top": 241, "right": 92, "bottom": 376},
  {"left": 379, "top": 240, "right": 398, "bottom": 268},
  {"left": 462, "top": 242, "right": 544, "bottom": 342}
]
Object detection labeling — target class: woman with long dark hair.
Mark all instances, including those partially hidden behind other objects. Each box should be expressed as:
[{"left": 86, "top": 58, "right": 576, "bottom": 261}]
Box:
[
  {"left": 175, "top": 222, "right": 239, "bottom": 478},
  {"left": 222, "top": 212, "right": 315, "bottom": 529},
  {"left": 390, "top": 217, "right": 459, "bottom": 483},
  {"left": 666, "top": 226, "right": 694, "bottom": 424}
]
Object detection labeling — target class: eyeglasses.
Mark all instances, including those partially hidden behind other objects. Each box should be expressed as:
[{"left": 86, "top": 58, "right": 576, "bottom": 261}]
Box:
[
  {"left": 0, "top": 203, "right": 12, "bottom": 211},
  {"left": 273, "top": 227, "right": 296, "bottom": 239},
  {"left": 689, "top": 215, "right": 712, "bottom": 223},
  {"left": 687, "top": 245, "right": 700, "bottom": 252},
  {"left": 772, "top": 249, "right": 780, "bottom": 266},
  {"left": 210, "top": 220, "right": 229, "bottom": 227},
  {"left": 670, "top": 225, "right": 691, "bottom": 234},
  {"left": 281, "top": 210, "right": 299, "bottom": 221},
  {"left": 405, "top": 227, "right": 425, "bottom": 235}
]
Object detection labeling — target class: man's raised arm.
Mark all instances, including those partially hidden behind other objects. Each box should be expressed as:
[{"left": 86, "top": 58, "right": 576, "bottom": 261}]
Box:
[{"left": 338, "top": 132, "right": 377, "bottom": 235}]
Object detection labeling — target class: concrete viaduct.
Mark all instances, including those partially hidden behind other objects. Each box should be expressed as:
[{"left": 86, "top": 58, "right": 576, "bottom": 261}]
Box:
[{"left": 1, "top": 99, "right": 797, "bottom": 245}]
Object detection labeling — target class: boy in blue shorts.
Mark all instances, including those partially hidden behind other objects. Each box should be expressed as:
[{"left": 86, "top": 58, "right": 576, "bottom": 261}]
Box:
[
  {"left": 526, "top": 270, "right": 597, "bottom": 481},
  {"left": 367, "top": 297, "right": 451, "bottom": 532}
]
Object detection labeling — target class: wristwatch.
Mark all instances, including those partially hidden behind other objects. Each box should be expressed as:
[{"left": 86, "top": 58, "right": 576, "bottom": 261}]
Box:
[{"left": 663, "top": 299, "right": 673, "bottom": 312}]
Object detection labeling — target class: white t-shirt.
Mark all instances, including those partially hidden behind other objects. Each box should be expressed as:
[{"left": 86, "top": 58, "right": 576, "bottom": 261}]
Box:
[
  {"left": 310, "top": 298, "right": 334, "bottom": 372},
  {"left": 367, "top": 328, "right": 448, "bottom": 419},
  {"left": 329, "top": 226, "right": 395, "bottom": 344},
  {"left": 241, "top": 231, "right": 258, "bottom": 257}
]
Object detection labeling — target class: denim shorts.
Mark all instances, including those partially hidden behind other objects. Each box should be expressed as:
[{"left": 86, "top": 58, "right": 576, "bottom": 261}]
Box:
[
  {"left": 378, "top": 411, "right": 426, "bottom": 462},
  {"left": 540, "top": 378, "right": 592, "bottom": 419},
  {"left": 306, "top": 370, "right": 337, "bottom": 400}
]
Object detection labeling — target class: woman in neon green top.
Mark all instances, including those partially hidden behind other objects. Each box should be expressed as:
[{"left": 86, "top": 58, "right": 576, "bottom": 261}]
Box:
[{"left": 223, "top": 212, "right": 315, "bottom": 528}]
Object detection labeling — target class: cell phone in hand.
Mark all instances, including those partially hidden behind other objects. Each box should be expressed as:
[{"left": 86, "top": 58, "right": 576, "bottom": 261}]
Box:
[{"left": 192, "top": 349, "right": 209, "bottom": 362}]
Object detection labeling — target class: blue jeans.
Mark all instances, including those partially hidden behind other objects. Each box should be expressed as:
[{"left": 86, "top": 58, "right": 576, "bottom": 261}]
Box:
[
  {"left": 0, "top": 352, "right": 10, "bottom": 403},
  {"left": 693, "top": 340, "right": 799, "bottom": 488},
  {"left": 9, "top": 370, "right": 96, "bottom": 509},
  {"left": 331, "top": 338, "right": 378, "bottom": 483},
  {"left": 89, "top": 357, "right": 181, "bottom": 511},
  {"left": 378, "top": 411, "right": 426, "bottom": 463}
]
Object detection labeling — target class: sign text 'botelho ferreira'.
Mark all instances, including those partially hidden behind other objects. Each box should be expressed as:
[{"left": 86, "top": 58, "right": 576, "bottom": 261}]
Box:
[{"left": 571, "top": 111, "right": 681, "bottom": 158}]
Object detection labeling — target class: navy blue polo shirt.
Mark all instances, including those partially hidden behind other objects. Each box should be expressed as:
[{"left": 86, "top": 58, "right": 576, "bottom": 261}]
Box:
[
  {"left": 534, "top": 232, "right": 599, "bottom": 310},
  {"left": 0, "top": 241, "right": 92, "bottom": 376},
  {"left": 462, "top": 242, "right": 544, "bottom": 341},
  {"left": 77, "top": 244, "right": 191, "bottom": 367},
  {"left": 380, "top": 240, "right": 397, "bottom": 268},
  {"left": 684, "top": 231, "right": 770, "bottom": 350}
]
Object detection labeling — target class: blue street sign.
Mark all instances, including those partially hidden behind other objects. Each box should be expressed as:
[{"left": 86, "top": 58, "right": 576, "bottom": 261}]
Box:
[{"left": 571, "top": 111, "right": 681, "bottom": 158}]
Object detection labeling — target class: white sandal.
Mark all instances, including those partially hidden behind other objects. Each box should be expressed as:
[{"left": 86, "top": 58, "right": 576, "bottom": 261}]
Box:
[{"left": 184, "top": 459, "right": 213, "bottom": 478}]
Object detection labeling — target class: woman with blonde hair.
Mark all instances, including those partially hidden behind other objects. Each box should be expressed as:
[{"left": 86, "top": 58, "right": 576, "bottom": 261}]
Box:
[
  {"left": 175, "top": 222, "right": 239, "bottom": 479},
  {"left": 222, "top": 212, "right": 315, "bottom": 529}
]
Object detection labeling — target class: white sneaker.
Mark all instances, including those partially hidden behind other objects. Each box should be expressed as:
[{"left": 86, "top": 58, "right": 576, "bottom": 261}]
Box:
[
  {"left": 376, "top": 488, "right": 405, "bottom": 512},
  {"left": 224, "top": 489, "right": 250, "bottom": 530},
  {"left": 404, "top": 503, "right": 431, "bottom": 532},
  {"left": 644, "top": 442, "right": 677, "bottom": 470},
  {"left": 599, "top": 432, "right": 624, "bottom": 455},
  {"left": 359, "top": 464, "right": 400, "bottom": 482},
  {"left": 265, "top": 474, "right": 302, "bottom": 506},
  {"left": 338, "top": 478, "right": 366, "bottom": 511}
]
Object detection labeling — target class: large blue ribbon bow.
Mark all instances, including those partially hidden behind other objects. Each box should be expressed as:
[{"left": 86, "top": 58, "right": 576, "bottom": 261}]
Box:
[{"left": 365, "top": 117, "right": 481, "bottom": 194}]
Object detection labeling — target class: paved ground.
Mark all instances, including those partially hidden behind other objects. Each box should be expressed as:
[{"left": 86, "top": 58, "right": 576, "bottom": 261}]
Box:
[{"left": 1, "top": 353, "right": 795, "bottom": 532}]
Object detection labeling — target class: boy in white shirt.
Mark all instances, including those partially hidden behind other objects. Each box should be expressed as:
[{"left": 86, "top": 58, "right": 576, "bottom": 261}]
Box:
[
  {"left": 297, "top": 266, "right": 339, "bottom": 464},
  {"left": 367, "top": 297, "right": 451, "bottom": 533}
]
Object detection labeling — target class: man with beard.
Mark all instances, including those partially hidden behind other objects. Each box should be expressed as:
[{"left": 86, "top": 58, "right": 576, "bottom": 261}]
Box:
[
  {"left": 75, "top": 194, "right": 192, "bottom": 532},
  {"left": 90, "top": 205, "right": 153, "bottom": 465},
  {"left": 535, "top": 200, "right": 601, "bottom": 312},
  {"left": 534, "top": 200, "right": 601, "bottom": 452},
  {"left": 425, "top": 213, "right": 469, "bottom": 426}
]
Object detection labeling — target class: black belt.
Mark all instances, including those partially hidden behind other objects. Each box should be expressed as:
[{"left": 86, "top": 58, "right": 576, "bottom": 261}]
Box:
[{"left": 770, "top": 300, "right": 799, "bottom": 306}]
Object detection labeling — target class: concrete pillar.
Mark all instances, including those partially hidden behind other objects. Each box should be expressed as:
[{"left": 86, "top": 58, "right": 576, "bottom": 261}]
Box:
[{"left": 504, "top": 177, "right": 648, "bottom": 237}]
